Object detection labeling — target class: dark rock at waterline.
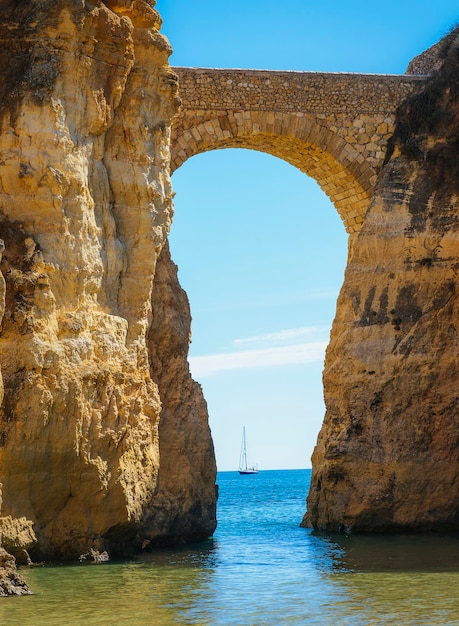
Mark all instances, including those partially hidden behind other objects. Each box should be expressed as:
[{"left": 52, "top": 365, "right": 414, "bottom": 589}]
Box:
[{"left": 0, "top": 548, "right": 31, "bottom": 596}]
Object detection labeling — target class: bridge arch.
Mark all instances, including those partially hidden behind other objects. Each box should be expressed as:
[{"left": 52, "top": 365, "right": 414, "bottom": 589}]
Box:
[
  {"left": 170, "top": 67, "right": 425, "bottom": 234},
  {"left": 171, "top": 112, "right": 373, "bottom": 234},
  {"left": 167, "top": 147, "right": 348, "bottom": 471}
]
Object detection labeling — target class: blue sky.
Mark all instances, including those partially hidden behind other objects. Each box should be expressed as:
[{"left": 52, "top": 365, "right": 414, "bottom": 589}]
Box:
[{"left": 156, "top": 0, "right": 459, "bottom": 471}]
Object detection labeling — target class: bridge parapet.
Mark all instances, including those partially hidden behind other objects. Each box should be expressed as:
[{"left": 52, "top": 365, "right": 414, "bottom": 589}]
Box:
[
  {"left": 174, "top": 67, "right": 425, "bottom": 115},
  {"left": 171, "top": 67, "right": 427, "bottom": 233}
]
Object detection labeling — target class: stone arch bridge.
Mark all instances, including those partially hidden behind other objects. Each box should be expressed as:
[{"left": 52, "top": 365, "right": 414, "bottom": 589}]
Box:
[{"left": 170, "top": 67, "right": 426, "bottom": 234}]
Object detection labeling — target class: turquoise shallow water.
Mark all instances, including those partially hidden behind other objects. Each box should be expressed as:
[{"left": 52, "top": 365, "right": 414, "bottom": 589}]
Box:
[{"left": 3, "top": 469, "right": 459, "bottom": 625}]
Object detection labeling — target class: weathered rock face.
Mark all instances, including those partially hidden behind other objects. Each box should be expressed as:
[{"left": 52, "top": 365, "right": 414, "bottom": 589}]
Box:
[
  {"left": 0, "top": 239, "right": 30, "bottom": 593},
  {"left": 304, "top": 31, "right": 459, "bottom": 533},
  {"left": 146, "top": 241, "right": 217, "bottom": 546},
  {"left": 0, "top": 548, "right": 31, "bottom": 597},
  {"left": 406, "top": 29, "right": 457, "bottom": 75},
  {"left": 0, "top": 0, "right": 216, "bottom": 559},
  {"left": 0, "top": 241, "right": 5, "bottom": 410}
]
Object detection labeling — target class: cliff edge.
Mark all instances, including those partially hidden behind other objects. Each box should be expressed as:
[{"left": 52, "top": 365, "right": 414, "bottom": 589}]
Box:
[
  {"left": 0, "top": 0, "right": 216, "bottom": 560},
  {"left": 303, "top": 29, "right": 459, "bottom": 532}
]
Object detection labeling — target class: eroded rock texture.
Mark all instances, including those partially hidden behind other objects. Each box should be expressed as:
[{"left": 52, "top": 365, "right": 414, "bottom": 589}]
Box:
[
  {"left": 0, "top": 241, "right": 30, "bottom": 593},
  {"left": 0, "top": 548, "right": 31, "bottom": 597},
  {"left": 304, "top": 31, "right": 459, "bottom": 533},
  {"left": 146, "top": 241, "right": 217, "bottom": 546},
  {"left": 0, "top": 0, "right": 216, "bottom": 559}
]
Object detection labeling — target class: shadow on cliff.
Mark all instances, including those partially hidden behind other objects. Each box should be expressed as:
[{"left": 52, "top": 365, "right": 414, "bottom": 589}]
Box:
[{"left": 386, "top": 23, "right": 459, "bottom": 202}]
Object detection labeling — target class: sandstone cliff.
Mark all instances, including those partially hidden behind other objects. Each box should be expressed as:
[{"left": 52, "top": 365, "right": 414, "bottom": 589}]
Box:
[
  {"left": 0, "top": 0, "right": 216, "bottom": 560},
  {"left": 304, "top": 29, "right": 459, "bottom": 532},
  {"left": 146, "top": 241, "right": 217, "bottom": 546},
  {"left": 0, "top": 239, "right": 31, "bottom": 593}
]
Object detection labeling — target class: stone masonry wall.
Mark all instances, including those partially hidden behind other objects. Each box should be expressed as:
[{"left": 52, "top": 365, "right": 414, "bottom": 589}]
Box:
[
  {"left": 175, "top": 68, "right": 424, "bottom": 115},
  {"left": 171, "top": 68, "right": 425, "bottom": 234}
]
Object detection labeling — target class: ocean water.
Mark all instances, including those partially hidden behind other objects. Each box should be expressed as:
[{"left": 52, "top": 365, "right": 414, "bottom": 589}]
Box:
[{"left": 3, "top": 469, "right": 459, "bottom": 625}]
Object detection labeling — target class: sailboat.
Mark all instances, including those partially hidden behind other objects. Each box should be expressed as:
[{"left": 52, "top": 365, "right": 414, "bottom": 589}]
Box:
[{"left": 238, "top": 426, "right": 258, "bottom": 475}]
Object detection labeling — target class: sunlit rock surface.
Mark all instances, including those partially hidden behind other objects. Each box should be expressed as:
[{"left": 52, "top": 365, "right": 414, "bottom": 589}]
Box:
[
  {"left": 304, "top": 30, "right": 459, "bottom": 533},
  {"left": 0, "top": 0, "right": 216, "bottom": 559}
]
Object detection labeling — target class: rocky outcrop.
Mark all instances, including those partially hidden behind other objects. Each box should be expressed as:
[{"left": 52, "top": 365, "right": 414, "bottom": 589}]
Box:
[
  {"left": 0, "top": 241, "right": 5, "bottom": 413},
  {"left": 406, "top": 28, "right": 457, "bottom": 75},
  {"left": 145, "top": 241, "right": 217, "bottom": 546},
  {"left": 304, "top": 29, "right": 459, "bottom": 533},
  {"left": 0, "top": 239, "right": 31, "bottom": 593},
  {"left": 0, "top": 0, "right": 216, "bottom": 560},
  {"left": 0, "top": 515, "right": 36, "bottom": 564},
  {"left": 0, "top": 548, "right": 31, "bottom": 597}
]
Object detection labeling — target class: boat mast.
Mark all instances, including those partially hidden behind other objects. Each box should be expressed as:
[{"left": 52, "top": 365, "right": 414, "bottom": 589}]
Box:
[{"left": 239, "top": 426, "right": 248, "bottom": 471}]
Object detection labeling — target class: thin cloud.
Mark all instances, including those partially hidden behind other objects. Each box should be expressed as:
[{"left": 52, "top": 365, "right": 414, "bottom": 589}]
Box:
[
  {"left": 233, "top": 326, "right": 328, "bottom": 345},
  {"left": 191, "top": 289, "right": 340, "bottom": 315},
  {"left": 189, "top": 341, "right": 328, "bottom": 378}
]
